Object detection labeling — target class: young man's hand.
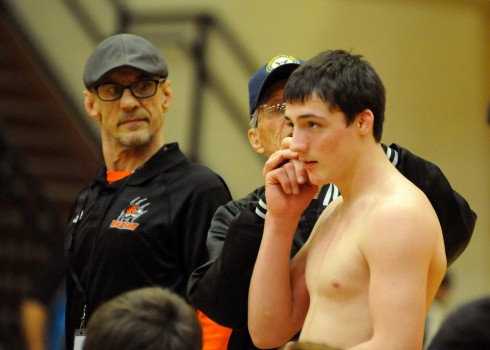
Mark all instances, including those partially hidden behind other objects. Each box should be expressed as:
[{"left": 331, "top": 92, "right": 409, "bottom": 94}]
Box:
[{"left": 263, "top": 138, "right": 318, "bottom": 219}]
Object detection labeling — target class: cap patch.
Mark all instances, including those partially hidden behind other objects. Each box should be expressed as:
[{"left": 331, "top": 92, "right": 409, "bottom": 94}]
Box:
[{"left": 266, "top": 55, "right": 301, "bottom": 73}]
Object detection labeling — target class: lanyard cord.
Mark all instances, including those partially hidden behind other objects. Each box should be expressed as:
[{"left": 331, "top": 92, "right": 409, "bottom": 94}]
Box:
[
  {"left": 67, "top": 188, "right": 90, "bottom": 330},
  {"left": 68, "top": 263, "right": 88, "bottom": 329},
  {"left": 67, "top": 174, "right": 133, "bottom": 329}
]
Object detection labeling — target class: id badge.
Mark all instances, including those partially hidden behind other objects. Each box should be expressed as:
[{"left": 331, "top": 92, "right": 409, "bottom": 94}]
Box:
[{"left": 74, "top": 329, "right": 86, "bottom": 350}]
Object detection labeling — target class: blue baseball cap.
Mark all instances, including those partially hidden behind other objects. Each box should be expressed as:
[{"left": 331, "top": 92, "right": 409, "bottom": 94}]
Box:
[
  {"left": 83, "top": 33, "right": 168, "bottom": 89},
  {"left": 248, "top": 54, "right": 304, "bottom": 117}
]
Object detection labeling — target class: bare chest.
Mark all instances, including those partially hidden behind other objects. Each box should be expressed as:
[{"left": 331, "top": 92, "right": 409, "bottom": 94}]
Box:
[{"left": 305, "top": 211, "right": 370, "bottom": 300}]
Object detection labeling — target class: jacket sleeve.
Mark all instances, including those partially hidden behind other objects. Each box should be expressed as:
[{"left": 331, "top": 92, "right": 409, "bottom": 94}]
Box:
[
  {"left": 179, "top": 172, "right": 232, "bottom": 300},
  {"left": 390, "top": 143, "right": 477, "bottom": 265},
  {"left": 188, "top": 194, "right": 265, "bottom": 328}
]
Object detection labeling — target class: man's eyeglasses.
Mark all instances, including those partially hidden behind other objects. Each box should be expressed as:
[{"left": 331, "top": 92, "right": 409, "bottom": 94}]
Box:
[
  {"left": 258, "top": 102, "right": 286, "bottom": 116},
  {"left": 94, "top": 79, "right": 166, "bottom": 101}
]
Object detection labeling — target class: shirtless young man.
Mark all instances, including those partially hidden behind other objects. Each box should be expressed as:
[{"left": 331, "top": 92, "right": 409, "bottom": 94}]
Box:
[{"left": 248, "top": 50, "right": 447, "bottom": 350}]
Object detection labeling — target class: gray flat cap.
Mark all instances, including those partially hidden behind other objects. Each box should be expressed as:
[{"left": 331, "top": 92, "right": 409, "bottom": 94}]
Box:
[{"left": 83, "top": 33, "right": 168, "bottom": 89}]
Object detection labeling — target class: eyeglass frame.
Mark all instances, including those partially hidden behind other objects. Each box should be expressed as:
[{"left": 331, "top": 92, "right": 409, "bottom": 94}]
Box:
[
  {"left": 257, "top": 102, "right": 286, "bottom": 115},
  {"left": 92, "top": 78, "right": 167, "bottom": 101},
  {"left": 250, "top": 101, "right": 287, "bottom": 128}
]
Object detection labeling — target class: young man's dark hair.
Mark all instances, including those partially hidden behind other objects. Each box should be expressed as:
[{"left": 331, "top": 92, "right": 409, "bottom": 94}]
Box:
[
  {"left": 83, "top": 287, "right": 202, "bottom": 350},
  {"left": 285, "top": 49, "right": 386, "bottom": 141},
  {"left": 427, "top": 296, "right": 490, "bottom": 349}
]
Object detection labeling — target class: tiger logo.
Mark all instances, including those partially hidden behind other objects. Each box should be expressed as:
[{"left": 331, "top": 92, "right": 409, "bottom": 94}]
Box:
[{"left": 110, "top": 197, "right": 150, "bottom": 231}]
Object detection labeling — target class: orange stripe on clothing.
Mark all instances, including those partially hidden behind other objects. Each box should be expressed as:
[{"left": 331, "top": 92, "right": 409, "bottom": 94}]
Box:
[{"left": 197, "top": 309, "right": 232, "bottom": 350}]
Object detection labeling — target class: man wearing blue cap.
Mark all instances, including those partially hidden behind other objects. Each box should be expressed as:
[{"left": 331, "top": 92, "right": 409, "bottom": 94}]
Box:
[
  {"left": 188, "top": 54, "right": 476, "bottom": 350},
  {"left": 64, "top": 33, "right": 232, "bottom": 350}
]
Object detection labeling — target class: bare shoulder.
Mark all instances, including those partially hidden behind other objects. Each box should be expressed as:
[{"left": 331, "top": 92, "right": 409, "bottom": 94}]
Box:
[{"left": 362, "top": 177, "right": 444, "bottom": 258}]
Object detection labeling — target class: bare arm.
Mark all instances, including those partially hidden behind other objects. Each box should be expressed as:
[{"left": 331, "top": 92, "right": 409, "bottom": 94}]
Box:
[
  {"left": 21, "top": 300, "right": 48, "bottom": 350},
  {"left": 248, "top": 149, "right": 318, "bottom": 348},
  {"left": 349, "top": 200, "right": 446, "bottom": 350}
]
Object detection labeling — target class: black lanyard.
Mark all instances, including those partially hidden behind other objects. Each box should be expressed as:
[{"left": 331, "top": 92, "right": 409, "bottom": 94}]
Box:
[
  {"left": 67, "top": 174, "right": 133, "bottom": 329},
  {"left": 67, "top": 187, "right": 91, "bottom": 329}
]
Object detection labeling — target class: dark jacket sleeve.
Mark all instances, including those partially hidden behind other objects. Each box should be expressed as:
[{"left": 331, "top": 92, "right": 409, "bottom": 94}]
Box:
[
  {"left": 188, "top": 190, "right": 264, "bottom": 328},
  {"left": 179, "top": 171, "right": 232, "bottom": 299},
  {"left": 390, "top": 143, "right": 477, "bottom": 265}
]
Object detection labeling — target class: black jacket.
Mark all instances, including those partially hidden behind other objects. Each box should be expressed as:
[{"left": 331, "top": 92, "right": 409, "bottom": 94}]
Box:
[{"left": 65, "top": 143, "right": 231, "bottom": 350}]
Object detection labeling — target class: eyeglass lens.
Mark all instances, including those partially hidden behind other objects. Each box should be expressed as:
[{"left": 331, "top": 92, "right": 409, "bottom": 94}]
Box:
[
  {"left": 261, "top": 102, "right": 286, "bottom": 115},
  {"left": 96, "top": 80, "right": 161, "bottom": 101}
]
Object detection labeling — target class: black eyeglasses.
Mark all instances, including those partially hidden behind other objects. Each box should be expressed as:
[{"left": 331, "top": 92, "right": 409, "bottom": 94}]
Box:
[
  {"left": 258, "top": 102, "right": 286, "bottom": 116},
  {"left": 94, "top": 79, "right": 166, "bottom": 101}
]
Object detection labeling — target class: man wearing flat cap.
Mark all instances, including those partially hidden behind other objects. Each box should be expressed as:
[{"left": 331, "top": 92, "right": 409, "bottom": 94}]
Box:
[{"left": 64, "top": 33, "right": 232, "bottom": 350}]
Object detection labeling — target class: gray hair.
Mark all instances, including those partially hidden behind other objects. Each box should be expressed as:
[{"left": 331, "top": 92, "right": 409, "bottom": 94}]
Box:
[{"left": 250, "top": 110, "right": 259, "bottom": 128}]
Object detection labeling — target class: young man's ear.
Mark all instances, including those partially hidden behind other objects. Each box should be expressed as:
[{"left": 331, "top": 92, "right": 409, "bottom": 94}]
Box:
[
  {"left": 357, "top": 109, "right": 374, "bottom": 135},
  {"left": 83, "top": 90, "right": 101, "bottom": 122},
  {"left": 248, "top": 128, "right": 265, "bottom": 154}
]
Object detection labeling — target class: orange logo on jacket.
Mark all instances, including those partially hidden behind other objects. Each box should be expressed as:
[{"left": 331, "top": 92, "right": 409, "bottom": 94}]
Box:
[{"left": 110, "top": 197, "right": 149, "bottom": 231}]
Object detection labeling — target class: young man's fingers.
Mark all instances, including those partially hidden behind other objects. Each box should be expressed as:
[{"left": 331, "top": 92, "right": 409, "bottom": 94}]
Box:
[
  {"left": 263, "top": 149, "right": 298, "bottom": 178},
  {"left": 280, "top": 136, "right": 292, "bottom": 150},
  {"left": 290, "top": 159, "right": 308, "bottom": 185},
  {"left": 281, "top": 163, "right": 300, "bottom": 195}
]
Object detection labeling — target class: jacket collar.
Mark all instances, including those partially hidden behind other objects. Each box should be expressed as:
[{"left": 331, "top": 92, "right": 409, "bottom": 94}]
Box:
[{"left": 94, "top": 143, "right": 186, "bottom": 187}]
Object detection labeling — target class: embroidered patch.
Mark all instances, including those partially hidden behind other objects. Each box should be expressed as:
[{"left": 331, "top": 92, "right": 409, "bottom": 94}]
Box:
[
  {"left": 110, "top": 197, "right": 149, "bottom": 231},
  {"left": 266, "top": 55, "right": 301, "bottom": 73}
]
